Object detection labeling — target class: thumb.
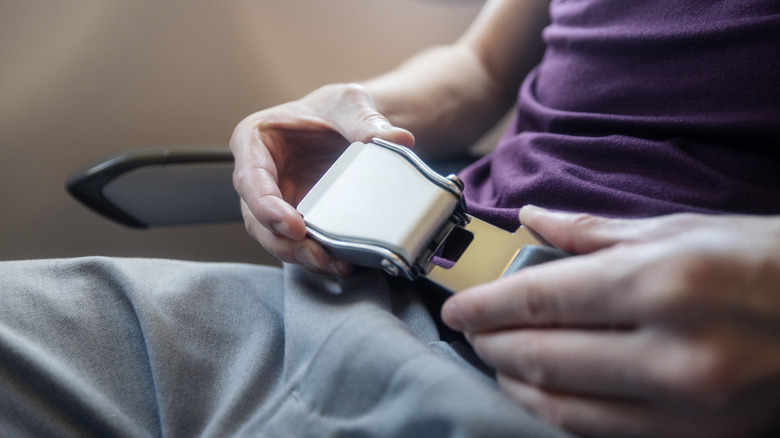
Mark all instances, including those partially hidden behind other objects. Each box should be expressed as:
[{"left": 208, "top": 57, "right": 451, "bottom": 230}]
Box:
[
  {"left": 320, "top": 84, "right": 415, "bottom": 148},
  {"left": 349, "top": 111, "right": 415, "bottom": 149},
  {"left": 518, "top": 205, "right": 642, "bottom": 255}
]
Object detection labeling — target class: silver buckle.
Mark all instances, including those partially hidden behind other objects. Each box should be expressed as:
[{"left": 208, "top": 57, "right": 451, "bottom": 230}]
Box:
[{"left": 297, "top": 138, "right": 557, "bottom": 292}]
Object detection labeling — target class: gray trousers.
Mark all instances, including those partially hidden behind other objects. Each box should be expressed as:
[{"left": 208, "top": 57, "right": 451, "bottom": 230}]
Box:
[{"left": 0, "top": 257, "right": 572, "bottom": 437}]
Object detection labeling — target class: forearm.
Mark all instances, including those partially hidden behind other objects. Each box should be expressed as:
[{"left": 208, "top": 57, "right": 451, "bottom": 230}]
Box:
[
  {"left": 362, "top": 45, "right": 511, "bottom": 159},
  {"left": 362, "top": 0, "right": 549, "bottom": 159}
]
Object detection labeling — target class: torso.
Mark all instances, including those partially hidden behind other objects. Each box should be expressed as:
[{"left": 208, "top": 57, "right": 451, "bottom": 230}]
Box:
[{"left": 460, "top": 0, "right": 780, "bottom": 230}]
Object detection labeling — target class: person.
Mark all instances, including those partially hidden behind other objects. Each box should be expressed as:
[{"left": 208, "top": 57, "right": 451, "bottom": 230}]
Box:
[
  {"left": 230, "top": 0, "right": 780, "bottom": 436},
  {"left": 1, "top": 0, "right": 778, "bottom": 437}
]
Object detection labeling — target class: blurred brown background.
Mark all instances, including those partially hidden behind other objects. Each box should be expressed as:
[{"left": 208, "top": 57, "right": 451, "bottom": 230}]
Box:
[{"left": 0, "top": 0, "right": 489, "bottom": 264}]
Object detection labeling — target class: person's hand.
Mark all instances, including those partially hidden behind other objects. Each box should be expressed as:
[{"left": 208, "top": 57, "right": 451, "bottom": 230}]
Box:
[
  {"left": 230, "top": 83, "right": 414, "bottom": 276},
  {"left": 442, "top": 207, "right": 780, "bottom": 438}
]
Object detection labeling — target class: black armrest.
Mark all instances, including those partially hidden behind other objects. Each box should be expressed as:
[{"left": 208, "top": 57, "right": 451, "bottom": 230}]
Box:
[{"left": 66, "top": 147, "right": 240, "bottom": 228}]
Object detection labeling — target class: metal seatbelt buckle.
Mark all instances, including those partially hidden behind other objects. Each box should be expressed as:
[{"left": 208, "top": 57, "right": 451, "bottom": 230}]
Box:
[{"left": 297, "top": 138, "right": 569, "bottom": 293}]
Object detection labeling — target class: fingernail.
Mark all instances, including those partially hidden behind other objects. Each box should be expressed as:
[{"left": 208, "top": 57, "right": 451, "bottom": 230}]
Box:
[
  {"left": 272, "top": 221, "right": 292, "bottom": 238},
  {"left": 294, "top": 245, "right": 320, "bottom": 268}
]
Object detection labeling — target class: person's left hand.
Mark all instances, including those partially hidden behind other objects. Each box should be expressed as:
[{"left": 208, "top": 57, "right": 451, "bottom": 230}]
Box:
[
  {"left": 441, "top": 206, "right": 780, "bottom": 438},
  {"left": 229, "top": 83, "right": 414, "bottom": 276}
]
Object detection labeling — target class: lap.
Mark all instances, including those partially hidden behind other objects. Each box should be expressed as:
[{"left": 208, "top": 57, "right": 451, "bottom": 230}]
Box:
[{"left": 0, "top": 257, "right": 571, "bottom": 438}]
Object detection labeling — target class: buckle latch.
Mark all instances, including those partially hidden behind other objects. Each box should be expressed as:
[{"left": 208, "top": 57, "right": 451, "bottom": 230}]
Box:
[{"left": 297, "top": 139, "right": 568, "bottom": 292}]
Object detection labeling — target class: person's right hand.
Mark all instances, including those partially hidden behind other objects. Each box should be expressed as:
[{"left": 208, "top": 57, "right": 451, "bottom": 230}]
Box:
[{"left": 230, "top": 83, "right": 414, "bottom": 276}]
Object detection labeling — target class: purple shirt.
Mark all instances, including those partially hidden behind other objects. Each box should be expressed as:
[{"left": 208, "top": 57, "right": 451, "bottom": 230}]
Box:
[{"left": 459, "top": 0, "right": 780, "bottom": 231}]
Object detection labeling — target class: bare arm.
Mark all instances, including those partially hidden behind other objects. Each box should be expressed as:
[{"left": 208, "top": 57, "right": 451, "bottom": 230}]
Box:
[
  {"left": 364, "top": 0, "right": 550, "bottom": 158},
  {"left": 230, "top": 0, "right": 549, "bottom": 272}
]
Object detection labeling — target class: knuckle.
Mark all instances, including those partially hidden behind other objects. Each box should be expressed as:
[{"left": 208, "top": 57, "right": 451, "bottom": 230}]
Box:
[
  {"left": 528, "top": 395, "right": 562, "bottom": 428},
  {"left": 518, "top": 278, "right": 559, "bottom": 323},
  {"left": 318, "top": 83, "right": 371, "bottom": 110},
  {"left": 567, "top": 213, "right": 615, "bottom": 253},
  {"left": 229, "top": 114, "right": 256, "bottom": 149},
  {"left": 234, "top": 167, "right": 279, "bottom": 202},
  {"left": 353, "top": 110, "right": 387, "bottom": 138},
  {"left": 497, "top": 375, "right": 564, "bottom": 429},
  {"left": 639, "top": 341, "right": 687, "bottom": 397},
  {"left": 332, "top": 82, "right": 369, "bottom": 100},
  {"left": 232, "top": 167, "right": 250, "bottom": 192},
  {"left": 512, "top": 336, "right": 552, "bottom": 385},
  {"left": 681, "top": 347, "right": 738, "bottom": 406},
  {"left": 645, "top": 340, "right": 737, "bottom": 408},
  {"left": 570, "top": 212, "right": 602, "bottom": 229},
  {"left": 670, "top": 258, "right": 710, "bottom": 295},
  {"left": 635, "top": 255, "right": 710, "bottom": 316}
]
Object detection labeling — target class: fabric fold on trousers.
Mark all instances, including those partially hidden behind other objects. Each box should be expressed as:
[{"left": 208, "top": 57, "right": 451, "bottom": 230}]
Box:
[{"left": 0, "top": 257, "right": 572, "bottom": 438}]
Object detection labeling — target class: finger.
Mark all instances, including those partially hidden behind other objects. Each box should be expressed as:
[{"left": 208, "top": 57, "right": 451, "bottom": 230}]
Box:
[
  {"left": 242, "top": 200, "right": 323, "bottom": 264},
  {"left": 255, "top": 223, "right": 352, "bottom": 278},
  {"left": 313, "top": 84, "right": 415, "bottom": 147},
  {"left": 441, "top": 251, "right": 643, "bottom": 332},
  {"left": 498, "top": 377, "right": 692, "bottom": 438},
  {"left": 345, "top": 113, "right": 415, "bottom": 148},
  {"left": 498, "top": 376, "right": 659, "bottom": 438},
  {"left": 471, "top": 327, "right": 780, "bottom": 423},
  {"left": 469, "top": 329, "right": 658, "bottom": 401},
  {"left": 518, "top": 205, "right": 671, "bottom": 255},
  {"left": 304, "top": 258, "right": 355, "bottom": 278},
  {"left": 243, "top": 201, "right": 352, "bottom": 277},
  {"left": 498, "top": 377, "right": 761, "bottom": 438},
  {"left": 231, "top": 115, "right": 307, "bottom": 241}
]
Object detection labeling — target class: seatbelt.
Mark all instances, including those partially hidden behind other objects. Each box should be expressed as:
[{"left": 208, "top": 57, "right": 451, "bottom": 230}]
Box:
[{"left": 297, "top": 138, "right": 570, "bottom": 293}]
